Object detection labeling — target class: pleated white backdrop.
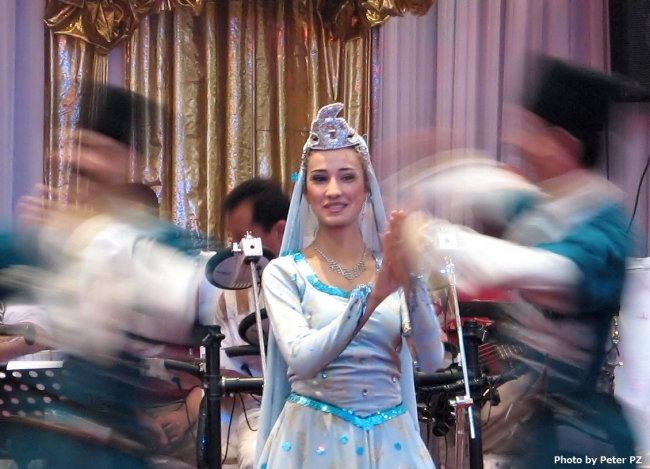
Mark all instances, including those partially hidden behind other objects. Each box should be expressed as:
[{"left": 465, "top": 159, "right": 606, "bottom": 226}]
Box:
[{"left": 372, "top": 0, "right": 650, "bottom": 256}]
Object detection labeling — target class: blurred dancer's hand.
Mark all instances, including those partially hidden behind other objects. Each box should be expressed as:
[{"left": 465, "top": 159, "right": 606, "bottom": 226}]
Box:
[
  {"left": 16, "top": 184, "right": 60, "bottom": 229},
  {"left": 16, "top": 184, "right": 90, "bottom": 236},
  {"left": 17, "top": 127, "right": 131, "bottom": 233}
]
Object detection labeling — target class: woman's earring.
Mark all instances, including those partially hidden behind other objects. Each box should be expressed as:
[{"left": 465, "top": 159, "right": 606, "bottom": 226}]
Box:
[
  {"left": 308, "top": 204, "right": 319, "bottom": 238},
  {"left": 360, "top": 196, "right": 368, "bottom": 221}
]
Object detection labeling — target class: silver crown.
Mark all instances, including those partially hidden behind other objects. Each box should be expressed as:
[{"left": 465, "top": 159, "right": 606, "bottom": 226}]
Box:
[{"left": 301, "top": 103, "right": 369, "bottom": 165}]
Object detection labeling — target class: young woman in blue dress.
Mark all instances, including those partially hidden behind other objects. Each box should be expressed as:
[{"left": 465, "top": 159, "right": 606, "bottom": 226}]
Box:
[{"left": 255, "top": 103, "right": 445, "bottom": 469}]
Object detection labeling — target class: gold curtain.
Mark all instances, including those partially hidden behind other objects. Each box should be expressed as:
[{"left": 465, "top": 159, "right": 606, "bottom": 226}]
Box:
[
  {"left": 44, "top": 31, "right": 110, "bottom": 206},
  {"left": 44, "top": 0, "right": 418, "bottom": 241},
  {"left": 123, "top": 0, "right": 374, "bottom": 241},
  {"left": 43, "top": 0, "right": 435, "bottom": 51},
  {"left": 319, "top": 0, "right": 436, "bottom": 41}
]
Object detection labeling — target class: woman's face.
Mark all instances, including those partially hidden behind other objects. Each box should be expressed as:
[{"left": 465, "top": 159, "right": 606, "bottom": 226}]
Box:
[{"left": 305, "top": 147, "right": 368, "bottom": 229}]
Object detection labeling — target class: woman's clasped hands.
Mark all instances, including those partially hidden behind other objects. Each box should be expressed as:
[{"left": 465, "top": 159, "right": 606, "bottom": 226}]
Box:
[{"left": 376, "top": 210, "right": 415, "bottom": 297}]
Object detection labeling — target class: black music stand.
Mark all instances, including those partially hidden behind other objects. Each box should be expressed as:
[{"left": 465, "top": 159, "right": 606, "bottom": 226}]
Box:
[
  {"left": 0, "top": 360, "right": 154, "bottom": 469},
  {"left": 0, "top": 360, "right": 67, "bottom": 420},
  {"left": 0, "top": 355, "right": 212, "bottom": 469}
]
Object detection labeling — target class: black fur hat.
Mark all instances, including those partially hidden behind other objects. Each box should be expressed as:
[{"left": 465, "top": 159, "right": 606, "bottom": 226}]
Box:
[
  {"left": 526, "top": 56, "right": 621, "bottom": 168},
  {"left": 78, "top": 82, "right": 160, "bottom": 154}
]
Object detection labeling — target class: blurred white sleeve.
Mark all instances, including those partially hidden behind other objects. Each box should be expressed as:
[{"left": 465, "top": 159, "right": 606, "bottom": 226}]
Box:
[
  {"left": 43, "top": 215, "right": 201, "bottom": 358},
  {"left": 404, "top": 213, "right": 582, "bottom": 312},
  {"left": 197, "top": 251, "right": 222, "bottom": 326},
  {"left": 126, "top": 236, "right": 202, "bottom": 339}
]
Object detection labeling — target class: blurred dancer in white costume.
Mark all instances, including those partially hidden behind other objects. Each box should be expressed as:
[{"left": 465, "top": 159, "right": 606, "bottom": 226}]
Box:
[{"left": 401, "top": 57, "right": 637, "bottom": 469}]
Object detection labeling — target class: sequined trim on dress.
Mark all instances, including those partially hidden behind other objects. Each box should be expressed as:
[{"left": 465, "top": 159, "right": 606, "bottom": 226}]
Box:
[{"left": 286, "top": 392, "right": 407, "bottom": 431}]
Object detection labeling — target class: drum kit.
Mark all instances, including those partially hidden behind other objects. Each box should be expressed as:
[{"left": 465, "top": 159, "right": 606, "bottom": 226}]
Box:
[{"left": 0, "top": 233, "right": 518, "bottom": 469}]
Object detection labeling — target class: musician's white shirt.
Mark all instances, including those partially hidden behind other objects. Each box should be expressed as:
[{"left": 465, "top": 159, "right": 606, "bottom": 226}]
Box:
[
  {"left": 1, "top": 303, "right": 56, "bottom": 362},
  {"left": 2, "top": 304, "right": 51, "bottom": 331},
  {"left": 216, "top": 289, "right": 264, "bottom": 378}
]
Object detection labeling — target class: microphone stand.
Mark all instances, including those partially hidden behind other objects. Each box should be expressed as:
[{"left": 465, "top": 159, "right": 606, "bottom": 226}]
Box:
[
  {"left": 230, "top": 233, "right": 267, "bottom": 378},
  {"left": 442, "top": 258, "right": 484, "bottom": 469},
  {"left": 200, "top": 232, "right": 268, "bottom": 469},
  {"left": 168, "top": 327, "right": 264, "bottom": 469},
  {"left": 238, "top": 235, "right": 267, "bottom": 378}
]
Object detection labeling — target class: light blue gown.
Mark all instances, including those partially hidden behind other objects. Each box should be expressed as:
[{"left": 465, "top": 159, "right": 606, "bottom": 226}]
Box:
[{"left": 256, "top": 252, "right": 444, "bottom": 469}]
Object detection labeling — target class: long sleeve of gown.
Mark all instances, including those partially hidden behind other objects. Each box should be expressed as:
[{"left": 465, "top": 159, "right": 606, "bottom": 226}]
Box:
[
  {"left": 405, "top": 277, "right": 445, "bottom": 373},
  {"left": 262, "top": 258, "right": 376, "bottom": 379}
]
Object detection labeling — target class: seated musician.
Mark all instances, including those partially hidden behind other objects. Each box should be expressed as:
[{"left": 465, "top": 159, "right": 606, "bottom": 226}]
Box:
[
  {"left": 216, "top": 177, "right": 288, "bottom": 469},
  {"left": 126, "top": 177, "right": 288, "bottom": 469}
]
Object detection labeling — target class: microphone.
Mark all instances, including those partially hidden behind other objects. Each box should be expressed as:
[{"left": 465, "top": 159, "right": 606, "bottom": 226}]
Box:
[{"left": 0, "top": 323, "right": 36, "bottom": 346}]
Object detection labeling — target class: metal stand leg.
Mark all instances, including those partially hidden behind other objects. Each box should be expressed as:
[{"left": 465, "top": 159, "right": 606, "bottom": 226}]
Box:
[
  {"left": 454, "top": 406, "right": 467, "bottom": 469},
  {"left": 199, "top": 234, "right": 267, "bottom": 469},
  {"left": 203, "top": 325, "right": 225, "bottom": 469},
  {"left": 463, "top": 320, "right": 485, "bottom": 469}
]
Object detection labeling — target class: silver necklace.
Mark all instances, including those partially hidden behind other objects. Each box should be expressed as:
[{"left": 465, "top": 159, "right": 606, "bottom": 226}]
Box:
[{"left": 312, "top": 244, "right": 367, "bottom": 282}]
